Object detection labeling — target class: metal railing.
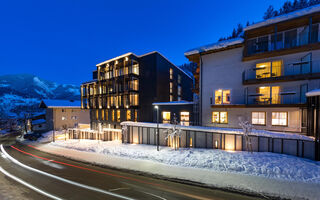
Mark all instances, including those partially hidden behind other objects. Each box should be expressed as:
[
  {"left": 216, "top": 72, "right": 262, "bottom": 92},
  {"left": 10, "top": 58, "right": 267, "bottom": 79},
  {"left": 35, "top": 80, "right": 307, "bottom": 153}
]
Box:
[{"left": 243, "top": 59, "right": 320, "bottom": 82}]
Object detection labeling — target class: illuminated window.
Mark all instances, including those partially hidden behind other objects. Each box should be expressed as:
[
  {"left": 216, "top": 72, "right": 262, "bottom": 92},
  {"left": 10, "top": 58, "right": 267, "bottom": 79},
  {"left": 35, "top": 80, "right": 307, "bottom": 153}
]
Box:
[
  {"left": 105, "top": 110, "right": 108, "bottom": 120},
  {"left": 101, "top": 110, "right": 105, "bottom": 120},
  {"left": 132, "top": 64, "right": 139, "bottom": 75},
  {"left": 170, "top": 95, "right": 173, "bottom": 102},
  {"left": 189, "top": 138, "right": 193, "bottom": 147},
  {"left": 117, "top": 110, "right": 121, "bottom": 122},
  {"left": 134, "top": 110, "right": 138, "bottom": 122},
  {"left": 162, "top": 112, "right": 171, "bottom": 123},
  {"left": 212, "top": 112, "right": 219, "bottom": 123},
  {"left": 126, "top": 110, "right": 131, "bottom": 121},
  {"left": 131, "top": 79, "right": 139, "bottom": 91},
  {"left": 170, "top": 68, "right": 173, "bottom": 79},
  {"left": 272, "top": 112, "right": 287, "bottom": 126},
  {"left": 215, "top": 90, "right": 230, "bottom": 104},
  {"left": 212, "top": 112, "right": 228, "bottom": 124},
  {"left": 258, "top": 86, "right": 280, "bottom": 104},
  {"left": 130, "top": 94, "right": 139, "bottom": 106},
  {"left": 180, "top": 112, "right": 190, "bottom": 126},
  {"left": 256, "top": 60, "right": 282, "bottom": 79},
  {"left": 252, "top": 112, "right": 266, "bottom": 125},
  {"left": 112, "top": 110, "right": 115, "bottom": 122},
  {"left": 170, "top": 82, "right": 173, "bottom": 93},
  {"left": 96, "top": 110, "right": 99, "bottom": 120}
]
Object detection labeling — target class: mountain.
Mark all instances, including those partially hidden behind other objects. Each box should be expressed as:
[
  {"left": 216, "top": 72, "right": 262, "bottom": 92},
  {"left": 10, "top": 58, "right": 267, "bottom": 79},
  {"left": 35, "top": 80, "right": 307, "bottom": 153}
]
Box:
[{"left": 0, "top": 74, "right": 80, "bottom": 119}]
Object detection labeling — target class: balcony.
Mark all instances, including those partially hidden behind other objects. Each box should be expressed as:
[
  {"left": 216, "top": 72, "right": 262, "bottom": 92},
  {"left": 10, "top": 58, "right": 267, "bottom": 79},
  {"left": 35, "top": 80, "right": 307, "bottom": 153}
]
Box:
[{"left": 243, "top": 59, "right": 320, "bottom": 84}]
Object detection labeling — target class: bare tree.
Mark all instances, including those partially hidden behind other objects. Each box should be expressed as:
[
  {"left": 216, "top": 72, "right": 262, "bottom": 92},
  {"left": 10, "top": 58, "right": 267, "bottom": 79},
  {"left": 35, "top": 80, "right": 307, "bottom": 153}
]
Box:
[
  {"left": 238, "top": 117, "right": 254, "bottom": 153},
  {"left": 164, "top": 114, "right": 182, "bottom": 151}
]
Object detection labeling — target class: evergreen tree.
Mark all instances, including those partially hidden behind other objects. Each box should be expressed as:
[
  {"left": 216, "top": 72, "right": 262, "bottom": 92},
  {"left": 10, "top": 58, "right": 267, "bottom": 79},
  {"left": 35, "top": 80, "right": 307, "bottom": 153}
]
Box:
[{"left": 263, "top": 5, "right": 276, "bottom": 19}]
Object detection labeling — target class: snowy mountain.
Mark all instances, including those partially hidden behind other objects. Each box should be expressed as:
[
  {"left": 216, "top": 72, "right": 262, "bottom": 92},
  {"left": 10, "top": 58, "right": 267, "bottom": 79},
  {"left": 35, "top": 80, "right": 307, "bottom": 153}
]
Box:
[{"left": 0, "top": 74, "right": 80, "bottom": 119}]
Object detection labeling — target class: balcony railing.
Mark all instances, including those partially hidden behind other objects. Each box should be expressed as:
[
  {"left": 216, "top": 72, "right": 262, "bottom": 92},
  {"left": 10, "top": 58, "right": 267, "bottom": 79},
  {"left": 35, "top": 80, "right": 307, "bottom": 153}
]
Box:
[
  {"left": 246, "top": 93, "right": 306, "bottom": 105},
  {"left": 243, "top": 59, "right": 320, "bottom": 84}
]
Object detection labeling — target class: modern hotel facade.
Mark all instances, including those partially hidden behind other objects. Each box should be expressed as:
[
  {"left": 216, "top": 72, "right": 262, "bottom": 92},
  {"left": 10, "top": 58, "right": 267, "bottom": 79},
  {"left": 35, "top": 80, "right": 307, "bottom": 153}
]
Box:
[
  {"left": 81, "top": 51, "right": 193, "bottom": 130},
  {"left": 185, "top": 6, "right": 320, "bottom": 136}
]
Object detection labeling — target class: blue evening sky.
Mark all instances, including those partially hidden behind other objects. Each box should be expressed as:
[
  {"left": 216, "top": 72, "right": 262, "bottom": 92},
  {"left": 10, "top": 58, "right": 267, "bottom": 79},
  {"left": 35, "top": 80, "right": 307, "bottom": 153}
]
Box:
[{"left": 0, "top": 0, "right": 287, "bottom": 85}]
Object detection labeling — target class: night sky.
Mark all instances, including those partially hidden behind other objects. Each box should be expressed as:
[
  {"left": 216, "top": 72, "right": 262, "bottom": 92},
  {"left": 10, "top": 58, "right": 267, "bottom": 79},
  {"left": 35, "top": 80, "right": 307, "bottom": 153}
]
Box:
[{"left": 0, "top": 0, "right": 287, "bottom": 85}]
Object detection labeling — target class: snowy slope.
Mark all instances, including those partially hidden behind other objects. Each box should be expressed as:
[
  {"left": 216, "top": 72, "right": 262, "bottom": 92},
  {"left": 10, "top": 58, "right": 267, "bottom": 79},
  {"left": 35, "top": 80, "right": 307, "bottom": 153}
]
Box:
[{"left": 0, "top": 74, "right": 80, "bottom": 118}]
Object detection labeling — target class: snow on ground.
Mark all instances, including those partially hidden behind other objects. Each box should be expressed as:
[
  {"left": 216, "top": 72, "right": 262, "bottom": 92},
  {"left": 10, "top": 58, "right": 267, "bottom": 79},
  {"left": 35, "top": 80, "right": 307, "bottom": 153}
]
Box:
[{"left": 49, "top": 139, "right": 320, "bottom": 184}]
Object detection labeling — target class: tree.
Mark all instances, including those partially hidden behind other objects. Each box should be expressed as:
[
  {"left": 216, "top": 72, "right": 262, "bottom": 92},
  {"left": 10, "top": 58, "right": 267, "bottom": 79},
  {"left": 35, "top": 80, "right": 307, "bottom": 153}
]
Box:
[
  {"left": 62, "top": 124, "right": 68, "bottom": 141},
  {"left": 238, "top": 117, "right": 254, "bottom": 153},
  {"left": 263, "top": 5, "right": 278, "bottom": 19},
  {"left": 164, "top": 114, "right": 182, "bottom": 151}
]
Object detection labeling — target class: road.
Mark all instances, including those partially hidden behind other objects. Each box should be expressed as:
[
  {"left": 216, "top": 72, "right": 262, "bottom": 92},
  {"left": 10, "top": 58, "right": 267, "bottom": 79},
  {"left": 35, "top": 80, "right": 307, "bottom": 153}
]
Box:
[{"left": 0, "top": 137, "right": 263, "bottom": 200}]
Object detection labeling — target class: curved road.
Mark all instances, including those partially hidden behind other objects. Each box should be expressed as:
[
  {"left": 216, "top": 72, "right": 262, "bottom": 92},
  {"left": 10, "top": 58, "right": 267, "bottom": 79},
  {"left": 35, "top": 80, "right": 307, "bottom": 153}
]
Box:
[{"left": 0, "top": 138, "right": 262, "bottom": 200}]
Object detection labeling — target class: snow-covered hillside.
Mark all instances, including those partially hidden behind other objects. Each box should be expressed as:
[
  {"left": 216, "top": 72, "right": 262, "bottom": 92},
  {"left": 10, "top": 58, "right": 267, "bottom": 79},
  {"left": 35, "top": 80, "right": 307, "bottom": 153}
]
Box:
[{"left": 0, "top": 74, "right": 80, "bottom": 118}]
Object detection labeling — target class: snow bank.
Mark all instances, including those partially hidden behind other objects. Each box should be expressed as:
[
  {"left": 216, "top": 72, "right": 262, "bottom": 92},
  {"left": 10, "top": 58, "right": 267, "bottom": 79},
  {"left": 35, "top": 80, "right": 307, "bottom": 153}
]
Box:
[{"left": 50, "top": 139, "right": 320, "bottom": 184}]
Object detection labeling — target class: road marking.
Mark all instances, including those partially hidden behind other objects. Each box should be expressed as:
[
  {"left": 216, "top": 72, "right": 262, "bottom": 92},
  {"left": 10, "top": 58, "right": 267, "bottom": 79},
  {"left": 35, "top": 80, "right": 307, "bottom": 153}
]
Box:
[
  {"left": 109, "top": 187, "right": 130, "bottom": 192},
  {"left": 0, "top": 166, "right": 62, "bottom": 200},
  {"left": 1, "top": 145, "right": 135, "bottom": 200},
  {"left": 142, "top": 191, "right": 167, "bottom": 200}
]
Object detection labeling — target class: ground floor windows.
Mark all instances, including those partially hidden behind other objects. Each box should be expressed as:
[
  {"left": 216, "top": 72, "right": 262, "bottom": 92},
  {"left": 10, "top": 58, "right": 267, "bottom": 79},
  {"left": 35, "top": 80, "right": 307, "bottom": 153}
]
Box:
[
  {"left": 162, "top": 111, "right": 171, "bottom": 123},
  {"left": 272, "top": 112, "right": 288, "bottom": 126},
  {"left": 252, "top": 112, "right": 266, "bottom": 125},
  {"left": 180, "top": 111, "right": 190, "bottom": 126},
  {"left": 212, "top": 111, "right": 228, "bottom": 124}
]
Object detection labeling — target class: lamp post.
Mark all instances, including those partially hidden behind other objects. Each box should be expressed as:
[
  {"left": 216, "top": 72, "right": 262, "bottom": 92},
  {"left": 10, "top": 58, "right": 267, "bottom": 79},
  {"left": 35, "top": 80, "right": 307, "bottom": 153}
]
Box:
[{"left": 154, "top": 105, "right": 159, "bottom": 151}]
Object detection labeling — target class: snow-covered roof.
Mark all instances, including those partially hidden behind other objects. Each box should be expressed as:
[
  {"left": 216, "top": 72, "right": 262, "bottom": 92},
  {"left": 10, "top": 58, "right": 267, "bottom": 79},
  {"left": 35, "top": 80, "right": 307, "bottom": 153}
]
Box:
[
  {"left": 120, "top": 121, "right": 314, "bottom": 141},
  {"left": 244, "top": 4, "right": 320, "bottom": 31},
  {"left": 32, "top": 119, "right": 46, "bottom": 125},
  {"left": 96, "top": 51, "right": 193, "bottom": 80},
  {"left": 40, "top": 99, "right": 81, "bottom": 108},
  {"left": 184, "top": 38, "right": 244, "bottom": 57},
  {"left": 152, "top": 101, "right": 195, "bottom": 106},
  {"left": 306, "top": 89, "right": 320, "bottom": 97}
]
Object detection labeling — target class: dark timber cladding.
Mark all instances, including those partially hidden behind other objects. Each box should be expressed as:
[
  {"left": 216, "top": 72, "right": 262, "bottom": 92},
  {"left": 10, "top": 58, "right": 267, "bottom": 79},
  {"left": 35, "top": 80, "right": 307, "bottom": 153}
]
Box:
[{"left": 81, "top": 51, "right": 193, "bottom": 130}]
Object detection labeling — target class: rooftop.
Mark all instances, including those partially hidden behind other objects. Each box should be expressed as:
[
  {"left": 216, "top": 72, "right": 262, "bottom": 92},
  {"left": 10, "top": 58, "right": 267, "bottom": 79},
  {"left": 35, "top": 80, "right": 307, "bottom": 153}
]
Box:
[
  {"left": 184, "top": 37, "right": 244, "bottom": 57},
  {"left": 152, "top": 100, "right": 195, "bottom": 106},
  {"left": 244, "top": 4, "right": 320, "bottom": 31},
  {"left": 40, "top": 99, "right": 81, "bottom": 108},
  {"left": 306, "top": 89, "right": 320, "bottom": 97}
]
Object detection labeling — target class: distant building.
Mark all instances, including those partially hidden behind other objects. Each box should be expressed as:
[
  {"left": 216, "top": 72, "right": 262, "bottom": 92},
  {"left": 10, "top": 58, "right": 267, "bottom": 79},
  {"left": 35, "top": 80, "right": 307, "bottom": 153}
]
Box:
[
  {"left": 185, "top": 5, "right": 320, "bottom": 135},
  {"left": 39, "top": 99, "right": 90, "bottom": 131},
  {"left": 81, "top": 51, "right": 194, "bottom": 130}
]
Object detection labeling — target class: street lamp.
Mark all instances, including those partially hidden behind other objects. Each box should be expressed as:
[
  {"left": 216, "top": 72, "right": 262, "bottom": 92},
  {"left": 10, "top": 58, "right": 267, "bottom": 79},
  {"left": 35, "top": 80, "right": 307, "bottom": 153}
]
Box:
[{"left": 154, "top": 105, "right": 159, "bottom": 151}]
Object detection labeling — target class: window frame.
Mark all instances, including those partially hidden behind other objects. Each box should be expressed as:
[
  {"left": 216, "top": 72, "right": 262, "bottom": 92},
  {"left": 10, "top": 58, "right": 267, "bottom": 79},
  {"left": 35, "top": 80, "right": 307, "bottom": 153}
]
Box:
[
  {"left": 271, "top": 111, "right": 288, "bottom": 126},
  {"left": 214, "top": 89, "right": 231, "bottom": 105},
  {"left": 251, "top": 111, "right": 266, "bottom": 126},
  {"left": 211, "top": 111, "right": 228, "bottom": 124}
]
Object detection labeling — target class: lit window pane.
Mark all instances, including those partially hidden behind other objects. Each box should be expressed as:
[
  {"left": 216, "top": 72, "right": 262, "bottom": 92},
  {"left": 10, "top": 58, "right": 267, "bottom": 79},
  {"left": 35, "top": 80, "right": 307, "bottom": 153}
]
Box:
[
  {"left": 220, "top": 112, "right": 228, "bottom": 124},
  {"left": 212, "top": 112, "right": 219, "bottom": 123}
]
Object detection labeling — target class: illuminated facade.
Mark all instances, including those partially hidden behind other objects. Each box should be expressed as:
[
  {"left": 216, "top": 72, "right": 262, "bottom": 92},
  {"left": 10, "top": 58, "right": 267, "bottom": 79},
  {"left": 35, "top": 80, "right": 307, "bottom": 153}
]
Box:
[
  {"left": 185, "top": 6, "right": 320, "bottom": 135},
  {"left": 81, "top": 51, "right": 193, "bottom": 130}
]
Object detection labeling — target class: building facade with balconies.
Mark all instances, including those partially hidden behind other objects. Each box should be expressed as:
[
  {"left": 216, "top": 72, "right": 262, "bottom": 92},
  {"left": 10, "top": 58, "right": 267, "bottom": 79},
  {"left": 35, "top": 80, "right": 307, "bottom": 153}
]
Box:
[
  {"left": 81, "top": 51, "right": 193, "bottom": 130},
  {"left": 185, "top": 5, "right": 320, "bottom": 135}
]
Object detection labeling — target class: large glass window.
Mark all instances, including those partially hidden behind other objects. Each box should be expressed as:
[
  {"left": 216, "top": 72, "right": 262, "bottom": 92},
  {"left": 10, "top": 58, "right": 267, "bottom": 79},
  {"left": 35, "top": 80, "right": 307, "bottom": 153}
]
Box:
[
  {"left": 162, "top": 112, "right": 171, "bottom": 123},
  {"left": 130, "top": 94, "right": 139, "bottom": 106},
  {"left": 170, "top": 82, "right": 173, "bottom": 93},
  {"left": 212, "top": 112, "right": 228, "bottom": 124},
  {"left": 285, "top": 29, "right": 297, "bottom": 48},
  {"left": 252, "top": 112, "right": 266, "bottom": 125},
  {"left": 311, "top": 24, "right": 319, "bottom": 43},
  {"left": 126, "top": 110, "right": 131, "bottom": 121},
  {"left": 257, "top": 86, "right": 280, "bottom": 104},
  {"left": 271, "top": 33, "right": 283, "bottom": 50},
  {"left": 117, "top": 110, "right": 121, "bottom": 122},
  {"left": 170, "top": 68, "right": 173, "bottom": 79},
  {"left": 180, "top": 112, "right": 190, "bottom": 126},
  {"left": 112, "top": 110, "right": 115, "bottom": 122},
  {"left": 256, "top": 60, "right": 282, "bottom": 79},
  {"left": 272, "top": 112, "right": 287, "bottom": 126},
  {"left": 299, "top": 26, "right": 309, "bottom": 46},
  {"left": 132, "top": 64, "right": 139, "bottom": 75},
  {"left": 215, "top": 90, "right": 230, "bottom": 104}
]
